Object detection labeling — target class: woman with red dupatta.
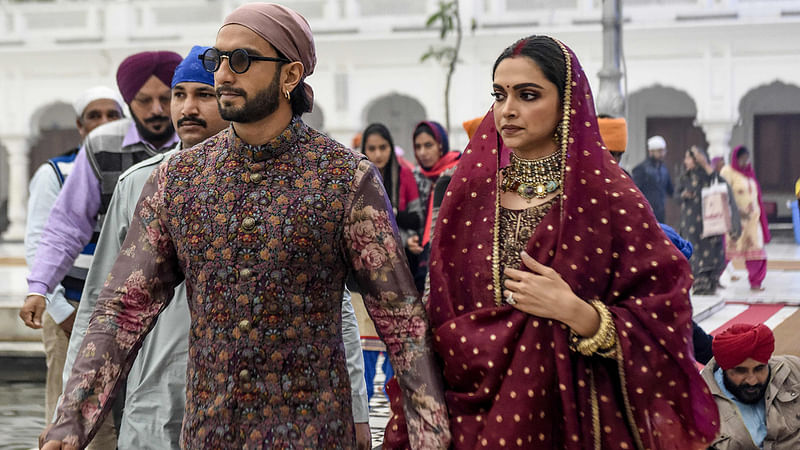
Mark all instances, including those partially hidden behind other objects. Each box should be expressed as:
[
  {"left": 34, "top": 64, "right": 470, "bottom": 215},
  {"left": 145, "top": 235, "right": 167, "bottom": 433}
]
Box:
[
  {"left": 720, "top": 145, "right": 771, "bottom": 291},
  {"left": 409, "top": 121, "right": 461, "bottom": 291},
  {"left": 384, "top": 35, "right": 719, "bottom": 449}
]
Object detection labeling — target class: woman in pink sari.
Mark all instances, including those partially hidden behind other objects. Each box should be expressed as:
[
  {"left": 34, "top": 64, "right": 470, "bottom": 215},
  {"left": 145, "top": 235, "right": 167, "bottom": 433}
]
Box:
[
  {"left": 720, "top": 145, "right": 771, "bottom": 291},
  {"left": 385, "top": 35, "right": 719, "bottom": 449}
]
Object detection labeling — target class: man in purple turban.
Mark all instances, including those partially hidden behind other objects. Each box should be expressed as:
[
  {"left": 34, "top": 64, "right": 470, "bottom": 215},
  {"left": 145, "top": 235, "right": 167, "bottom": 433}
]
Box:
[
  {"left": 41, "top": 4, "right": 450, "bottom": 449},
  {"left": 25, "top": 50, "right": 180, "bottom": 449}
]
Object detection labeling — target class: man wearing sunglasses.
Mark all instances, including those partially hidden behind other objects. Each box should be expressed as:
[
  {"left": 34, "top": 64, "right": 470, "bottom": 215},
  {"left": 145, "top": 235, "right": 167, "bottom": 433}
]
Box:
[
  {"left": 52, "top": 45, "right": 371, "bottom": 450},
  {"left": 41, "top": 3, "right": 451, "bottom": 449}
]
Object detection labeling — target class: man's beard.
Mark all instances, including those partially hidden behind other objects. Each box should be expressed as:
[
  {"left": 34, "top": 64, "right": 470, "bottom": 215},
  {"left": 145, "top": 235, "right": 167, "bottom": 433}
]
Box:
[
  {"left": 132, "top": 112, "right": 175, "bottom": 145},
  {"left": 217, "top": 73, "right": 281, "bottom": 124},
  {"left": 723, "top": 370, "right": 769, "bottom": 404}
]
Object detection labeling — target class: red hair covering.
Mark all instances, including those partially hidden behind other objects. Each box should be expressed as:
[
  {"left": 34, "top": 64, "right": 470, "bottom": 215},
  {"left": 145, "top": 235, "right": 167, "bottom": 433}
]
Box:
[
  {"left": 713, "top": 323, "right": 775, "bottom": 370},
  {"left": 402, "top": 37, "right": 719, "bottom": 449},
  {"left": 116, "top": 51, "right": 182, "bottom": 104}
]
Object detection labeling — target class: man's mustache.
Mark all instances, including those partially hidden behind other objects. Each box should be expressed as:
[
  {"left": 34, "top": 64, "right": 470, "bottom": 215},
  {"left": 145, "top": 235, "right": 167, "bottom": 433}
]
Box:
[
  {"left": 177, "top": 117, "right": 207, "bottom": 128},
  {"left": 144, "top": 115, "right": 170, "bottom": 124},
  {"left": 216, "top": 87, "right": 247, "bottom": 97}
]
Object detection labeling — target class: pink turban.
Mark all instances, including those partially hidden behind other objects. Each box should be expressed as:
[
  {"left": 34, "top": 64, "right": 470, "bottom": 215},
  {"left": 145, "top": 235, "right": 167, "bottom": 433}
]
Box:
[
  {"left": 222, "top": 3, "right": 316, "bottom": 113},
  {"left": 116, "top": 51, "right": 182, "bottom": 104},
  {"left": 712, "top": 323, "right": 775, "bottom": 370}
]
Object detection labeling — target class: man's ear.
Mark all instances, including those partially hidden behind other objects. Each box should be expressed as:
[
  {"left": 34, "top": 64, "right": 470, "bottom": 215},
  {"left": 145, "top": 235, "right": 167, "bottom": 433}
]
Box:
[
  {"left": 281, "top": 61, "right": 304, "bottom": 94},
  {"left": 76, "top": 118, "right": 88, "bottom": 139}
]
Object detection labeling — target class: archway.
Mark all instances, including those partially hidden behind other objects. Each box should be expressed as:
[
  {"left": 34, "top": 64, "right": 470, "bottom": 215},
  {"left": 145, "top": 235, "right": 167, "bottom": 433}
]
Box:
[
  {"left": 363, "top": 93, "right": 426, "bottom": 163},
  {"left": 732, "top": 81, "right": 800, "bottom": 197},
  {"left": 628, "top": 85, "right": 707, "bottom": 227}
]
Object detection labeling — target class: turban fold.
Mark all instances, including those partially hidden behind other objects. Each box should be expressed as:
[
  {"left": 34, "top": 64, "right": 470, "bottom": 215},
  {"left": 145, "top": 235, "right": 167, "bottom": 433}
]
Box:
[
  {"left": 598, "top": 117, "right": 628, "bottom": 152},
  {"left": 222, "top": 3, "right": 316, "bottom": 113},
  {"left": 647, "top": 135, "right": 667, "bottom": 151},
  {"left": 116, "top": 51, "right": 183, "bottom": 104},
  {"left": 713, "top": 323, "right": 775, "bottom": 370},
  {"left": 462, "top": 116, "right": 483, "bottom": 140},
  {"left": 72, "top": 86, "right": 124, "bottom": 118},
  {"left": 172, "top": 46, "right": 214, "bottom": 88}
]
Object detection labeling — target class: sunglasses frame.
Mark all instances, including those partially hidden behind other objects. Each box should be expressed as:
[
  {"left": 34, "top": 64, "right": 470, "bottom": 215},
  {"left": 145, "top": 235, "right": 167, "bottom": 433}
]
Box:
[{"left": 199, "top": 48, "right": 290, "bottom": 74}]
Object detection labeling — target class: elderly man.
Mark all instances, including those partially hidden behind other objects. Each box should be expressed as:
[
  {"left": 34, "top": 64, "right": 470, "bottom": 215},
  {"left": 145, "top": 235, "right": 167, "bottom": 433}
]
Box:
[
  {"left": 57, "top": 45, "right": 371, "bottom": 449},
  {"left": 702, "top": 323, "right": 800, "bottom": 449},
  {"left": 42, "top": 4, "right": 450, "bottom": 449},
  {"left": 20, "top": 86, "right": 123, "bottom": 440},
  {"left": 633, "top": 135, "right": 674, "bottom": 222}
]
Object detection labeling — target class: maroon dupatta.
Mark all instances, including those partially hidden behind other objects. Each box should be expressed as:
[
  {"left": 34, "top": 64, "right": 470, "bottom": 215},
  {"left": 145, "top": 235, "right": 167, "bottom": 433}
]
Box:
[{"left": 423, "top": 39, "right": 718, "bottom": 449}]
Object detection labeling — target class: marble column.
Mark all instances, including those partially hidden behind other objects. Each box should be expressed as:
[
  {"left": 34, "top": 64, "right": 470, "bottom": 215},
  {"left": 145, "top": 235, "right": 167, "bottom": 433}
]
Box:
[
  {"left": 2, "top": 135, "right": 29, "bottom": 241},
  {"left": 699, "top": 120, "right": 734, "bottom": 161}
]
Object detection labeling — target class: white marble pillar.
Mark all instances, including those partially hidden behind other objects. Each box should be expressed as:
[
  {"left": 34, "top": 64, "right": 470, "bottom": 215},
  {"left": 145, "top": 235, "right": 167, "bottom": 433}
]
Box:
[
  {"left": 2, "top": 135, "right": 29, "bottom": 241},
  {"left": 700, "top": 120, "right": 734, "bottom": 161}
]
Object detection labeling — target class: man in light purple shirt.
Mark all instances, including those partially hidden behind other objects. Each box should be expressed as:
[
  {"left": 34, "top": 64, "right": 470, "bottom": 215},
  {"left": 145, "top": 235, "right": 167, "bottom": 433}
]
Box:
[
  {"left": 24, "top": 51, "right": 181, "bottom": 306},
  {"left": 23, "top": 50, "right": 181, "bottom": 449}
]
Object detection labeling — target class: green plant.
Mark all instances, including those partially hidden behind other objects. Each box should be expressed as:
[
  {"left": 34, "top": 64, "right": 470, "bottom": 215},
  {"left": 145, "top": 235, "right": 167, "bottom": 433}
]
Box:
[{"left": 421, "top": 0, "right": 464, "bottom": 135}]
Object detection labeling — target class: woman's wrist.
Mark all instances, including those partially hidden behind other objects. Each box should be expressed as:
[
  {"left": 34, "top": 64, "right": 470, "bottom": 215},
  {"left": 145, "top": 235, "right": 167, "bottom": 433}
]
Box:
[{"left": 561, "top": 294, "right": 600, "bottom": 337}]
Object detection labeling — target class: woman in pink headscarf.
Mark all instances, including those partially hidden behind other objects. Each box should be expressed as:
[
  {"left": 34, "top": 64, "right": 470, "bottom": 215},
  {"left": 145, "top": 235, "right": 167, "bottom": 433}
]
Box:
[
  {"left": 720, "top": 145, "right": 771, "bottom": 291},
  {"left": 385, "top": 35, "right": 719, "bottom": 449}
]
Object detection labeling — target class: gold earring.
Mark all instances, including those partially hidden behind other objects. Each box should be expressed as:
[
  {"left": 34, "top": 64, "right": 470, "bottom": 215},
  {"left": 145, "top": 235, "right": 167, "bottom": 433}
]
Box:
[{"left": 284, "top": 90, "right": 291, "bottom": 101}]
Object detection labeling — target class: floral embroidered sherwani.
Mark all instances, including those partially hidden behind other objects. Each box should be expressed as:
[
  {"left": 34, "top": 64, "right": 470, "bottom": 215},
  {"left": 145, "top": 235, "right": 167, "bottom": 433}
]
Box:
[{"left": 46, "top": 118, "right": 451, "bottom": 449}]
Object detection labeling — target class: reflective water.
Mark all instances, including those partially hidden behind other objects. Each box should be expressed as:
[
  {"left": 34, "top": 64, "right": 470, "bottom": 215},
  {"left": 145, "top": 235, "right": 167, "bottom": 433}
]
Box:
[{"left": 0, "top": 381, "right": 45, "bottom": 450}]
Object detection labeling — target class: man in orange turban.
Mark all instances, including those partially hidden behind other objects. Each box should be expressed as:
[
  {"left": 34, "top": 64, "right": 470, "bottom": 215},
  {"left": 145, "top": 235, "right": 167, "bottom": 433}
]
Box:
[{"left": 701, "top": 323, "right": 800, "bottom": 449}]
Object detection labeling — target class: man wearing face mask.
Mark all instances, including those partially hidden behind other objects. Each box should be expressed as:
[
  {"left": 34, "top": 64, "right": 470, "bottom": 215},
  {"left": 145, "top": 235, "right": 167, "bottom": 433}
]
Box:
[{"left": 702, "top": 323, "right": 800, "bottom": 449}]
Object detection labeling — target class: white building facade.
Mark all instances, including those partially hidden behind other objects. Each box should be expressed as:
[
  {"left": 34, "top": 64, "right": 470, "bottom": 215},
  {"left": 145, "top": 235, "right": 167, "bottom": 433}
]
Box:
[{"left": 2, "top": 0, "right": 800, "bottom": 238}]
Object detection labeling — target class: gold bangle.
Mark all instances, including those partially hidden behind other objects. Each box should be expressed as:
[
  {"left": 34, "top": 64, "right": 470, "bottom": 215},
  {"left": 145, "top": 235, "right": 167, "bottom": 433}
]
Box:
[{"left": 569, "top": 300, "right": 617, "bottom": 357}]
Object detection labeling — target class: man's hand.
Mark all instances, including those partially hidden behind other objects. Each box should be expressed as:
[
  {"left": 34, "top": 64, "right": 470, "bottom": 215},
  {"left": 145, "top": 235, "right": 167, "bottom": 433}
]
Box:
[
  {"left": 58, "top": 311, "right": 76, "bottom": 337},
  {"left": 19, "top": 294, "right": 46, "bottom": 329},
  {"left": 39, "top": 424, "right": 77, "bottom": 450},
  {"left": 355, "top": 422, "right": 371, "bottom": 450}
]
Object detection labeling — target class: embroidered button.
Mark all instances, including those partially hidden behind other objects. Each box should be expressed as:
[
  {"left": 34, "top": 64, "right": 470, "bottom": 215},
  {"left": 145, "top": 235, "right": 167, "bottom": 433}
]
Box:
[
  {"left": 242, "top": 217, "right": 256, "bottom": 231},
  {"left": 239, "top": 369, "right": 251, "bottom": 382},
  {"left": 239, "top": 268, "right": 252, "bottom": 280},
  {"left": 250, "top": 173, "right": 263, "bottom": 183},
  {"left": 238, "top": 319, "right": 251, "bottom": 332}
]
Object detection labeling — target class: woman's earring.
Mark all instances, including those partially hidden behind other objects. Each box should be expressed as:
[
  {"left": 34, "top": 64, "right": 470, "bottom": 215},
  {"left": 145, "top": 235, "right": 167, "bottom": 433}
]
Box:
[
  {"left": 284, "top": 90, "right": 291, "bottom": 101},
  {"left": 552, "top": 128, "right": 561, "bottom": 144}
]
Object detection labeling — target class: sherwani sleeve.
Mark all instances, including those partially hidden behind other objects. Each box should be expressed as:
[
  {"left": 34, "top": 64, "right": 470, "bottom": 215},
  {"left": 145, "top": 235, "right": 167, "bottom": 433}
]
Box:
[
  {"left": 343, "top": 161, "right": 451, "bottom": 449},
  {"left": 44, "top": 162, "right": 183, "bottom": 448}
]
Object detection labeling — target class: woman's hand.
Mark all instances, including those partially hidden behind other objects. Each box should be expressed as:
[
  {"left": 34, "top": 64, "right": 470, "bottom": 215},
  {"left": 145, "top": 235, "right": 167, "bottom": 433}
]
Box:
[
  {"left": 503, "top": 251, "right": 600, "bottom": 337},
  {"left": 406, "top": 235, "right": 423, "bottom": 255}
]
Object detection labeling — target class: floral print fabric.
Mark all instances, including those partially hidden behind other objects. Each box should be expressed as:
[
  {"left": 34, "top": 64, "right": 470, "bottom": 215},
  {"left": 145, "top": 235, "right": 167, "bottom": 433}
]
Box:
[{"left": 46, "top": 119, "right": 450, "bottom": 449}]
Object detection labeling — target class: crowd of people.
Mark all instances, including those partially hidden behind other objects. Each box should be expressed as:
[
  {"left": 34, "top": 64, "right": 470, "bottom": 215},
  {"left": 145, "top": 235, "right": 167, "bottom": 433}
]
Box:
[{"left": 13, "top": 2, "right": 798, "bottom": 449}]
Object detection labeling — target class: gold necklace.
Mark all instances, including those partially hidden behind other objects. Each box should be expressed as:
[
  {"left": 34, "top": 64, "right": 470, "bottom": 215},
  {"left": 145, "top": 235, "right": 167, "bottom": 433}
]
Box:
[{"left": 500, "top": 151, "right": 562, "bottom": 200}]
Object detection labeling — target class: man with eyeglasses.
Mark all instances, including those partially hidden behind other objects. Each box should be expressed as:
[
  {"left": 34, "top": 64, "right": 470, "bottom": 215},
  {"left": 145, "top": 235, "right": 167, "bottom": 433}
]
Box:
[
  {"left": 51, "top": 45, "right": 370, "bottom": 450},
  {"left": 41, "top": 3, "right": 450, "bottom": 449}
]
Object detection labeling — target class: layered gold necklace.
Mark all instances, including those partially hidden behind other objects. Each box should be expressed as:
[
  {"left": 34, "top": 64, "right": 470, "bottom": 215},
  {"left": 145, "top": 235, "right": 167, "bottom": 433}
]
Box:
[{"left": 500, "top": 150, "right": 562, "bottom": 200}]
